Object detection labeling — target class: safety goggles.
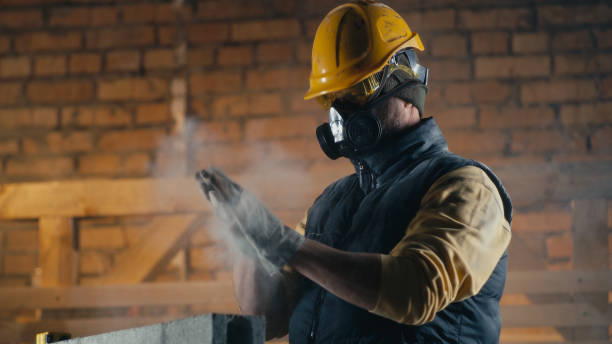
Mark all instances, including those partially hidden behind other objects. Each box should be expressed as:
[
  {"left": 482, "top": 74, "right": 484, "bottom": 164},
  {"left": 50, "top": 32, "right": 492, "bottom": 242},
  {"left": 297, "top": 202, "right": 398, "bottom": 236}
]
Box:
[{"left": 316, "top": 48, "right": 429, "bottom": 110}]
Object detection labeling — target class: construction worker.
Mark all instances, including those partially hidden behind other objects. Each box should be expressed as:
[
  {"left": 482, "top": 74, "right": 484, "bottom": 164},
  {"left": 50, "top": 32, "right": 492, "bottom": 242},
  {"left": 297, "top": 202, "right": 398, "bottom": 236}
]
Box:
[{"left": 196, "top": 1, "right": 512, "bottom": 343}]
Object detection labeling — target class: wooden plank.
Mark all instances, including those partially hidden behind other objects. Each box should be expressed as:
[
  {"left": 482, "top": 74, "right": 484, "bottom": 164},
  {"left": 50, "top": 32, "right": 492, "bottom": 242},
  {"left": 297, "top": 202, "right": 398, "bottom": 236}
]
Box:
[
  {"left": 501, "top": 303, "right": 611, "bottom": 327},
  {"left": 504, "top": 270, "right": 612, "bottom": 294},
  {"left": 0, "top": 280, "right": 236, "bottom": 310},
  {"left": 0, "top": 178, "right": 207, "bottom": 219},
  {"left": 87, "top": 214, "right": 202, "bottom": 285},
  {"left": 0, "top": 175, "right": 321, "bottom": 219},
  {"left": 38, "top": 217, "right": 76, "bottom": 287}
]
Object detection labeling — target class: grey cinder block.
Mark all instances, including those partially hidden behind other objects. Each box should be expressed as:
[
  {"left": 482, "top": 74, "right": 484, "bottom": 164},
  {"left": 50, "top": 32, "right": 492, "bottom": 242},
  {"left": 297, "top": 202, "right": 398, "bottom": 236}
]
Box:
[{"left": 58, "top": 314, "right": 264, "bottom": 344}]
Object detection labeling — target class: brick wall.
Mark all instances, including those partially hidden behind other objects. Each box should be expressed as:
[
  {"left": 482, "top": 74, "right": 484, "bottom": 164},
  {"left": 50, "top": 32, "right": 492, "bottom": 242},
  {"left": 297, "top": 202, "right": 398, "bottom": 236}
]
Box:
[{"left": 0, "top": 0, "right": 610, "bottom": 341}]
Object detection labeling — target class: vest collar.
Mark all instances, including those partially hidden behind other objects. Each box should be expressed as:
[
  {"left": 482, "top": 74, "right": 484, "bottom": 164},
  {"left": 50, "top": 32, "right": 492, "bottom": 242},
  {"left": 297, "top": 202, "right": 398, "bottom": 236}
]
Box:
[{"left": 351, "top": 117, "right": 448, "bottom": 192}]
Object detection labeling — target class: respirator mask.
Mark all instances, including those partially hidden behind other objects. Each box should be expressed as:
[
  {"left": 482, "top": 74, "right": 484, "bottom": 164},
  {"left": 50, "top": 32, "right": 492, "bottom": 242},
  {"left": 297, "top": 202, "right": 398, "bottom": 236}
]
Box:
[{"left": 315, "top": 49, "right": 429, "bottom": 160}]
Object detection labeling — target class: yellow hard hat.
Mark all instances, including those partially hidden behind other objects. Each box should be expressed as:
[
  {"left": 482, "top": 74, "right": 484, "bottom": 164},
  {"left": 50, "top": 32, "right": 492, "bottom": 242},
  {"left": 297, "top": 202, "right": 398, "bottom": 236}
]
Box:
[{"left": 304, "top": 0, "right": 424, "bottom": 101}]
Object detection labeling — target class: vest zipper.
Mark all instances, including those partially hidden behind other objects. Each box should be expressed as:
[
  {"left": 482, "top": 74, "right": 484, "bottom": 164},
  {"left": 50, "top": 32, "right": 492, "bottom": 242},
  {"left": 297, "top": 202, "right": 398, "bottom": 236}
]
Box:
[
  {"left": 356, "top": 159, "right": 376, "bottom": 193},
  {"left": 308, "top": 289, "right": 326, "bottom": 343}
]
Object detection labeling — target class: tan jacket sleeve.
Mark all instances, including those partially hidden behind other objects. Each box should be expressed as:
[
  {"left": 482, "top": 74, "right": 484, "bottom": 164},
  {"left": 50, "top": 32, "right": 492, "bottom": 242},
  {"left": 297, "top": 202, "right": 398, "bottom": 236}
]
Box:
[{"left": 369, "top": 165, "right": 512, "bottom": 325}]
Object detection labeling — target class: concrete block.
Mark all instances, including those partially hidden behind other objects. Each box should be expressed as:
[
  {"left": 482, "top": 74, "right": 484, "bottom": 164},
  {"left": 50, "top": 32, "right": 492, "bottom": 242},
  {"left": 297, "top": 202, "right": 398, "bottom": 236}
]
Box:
[{"left": 59, "top": 314, "right": 264, "bottom": 344}]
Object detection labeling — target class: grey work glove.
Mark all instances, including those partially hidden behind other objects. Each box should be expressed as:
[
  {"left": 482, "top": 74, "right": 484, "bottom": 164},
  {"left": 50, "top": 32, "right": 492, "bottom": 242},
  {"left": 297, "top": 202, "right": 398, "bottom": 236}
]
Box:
[{"left": 195, "top": 167, "right": 305, "bottom": 275}]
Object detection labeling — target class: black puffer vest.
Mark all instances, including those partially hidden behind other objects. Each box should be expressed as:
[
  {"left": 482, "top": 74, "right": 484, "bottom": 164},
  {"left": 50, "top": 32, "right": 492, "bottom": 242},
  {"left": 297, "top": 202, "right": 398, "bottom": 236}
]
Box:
[{"left": 289, "top": 118, "right": 512, "bottom": 344}]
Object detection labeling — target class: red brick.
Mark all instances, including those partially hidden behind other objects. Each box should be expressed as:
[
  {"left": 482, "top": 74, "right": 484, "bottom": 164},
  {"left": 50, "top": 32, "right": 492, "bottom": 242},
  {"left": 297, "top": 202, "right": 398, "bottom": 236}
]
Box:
[
  {"left": 0, "top": 36, "right": 10, "bottom": 53},
  {"left": 245, "top": 115, "right": 318, "bottom": 140},
  {"left": 105, "top": 50, "right": 140, "bottom": 71},
  {"left": 144, "top": 49, "right": 175, "bottom": 70},
  {"left": 604, "top": 77, "right": 612, "bottom": 98},
  {"left": 193, "top": 142, "right": 251, "bottom": 172},
  {"left": 154, "top": 3, "right": 184, "bottom": 23},
  {"left": 0, "top": 10, "right": 43, "bottom": 29},
  {"left": 187, "top": 23, "right": 229, "bottom": 44},
  {"left": 297, "top": 41, "right": 312, "bottom": 64},
  {"left": 431, "top": 34, "right": 467, "bottom": 57},
  {"left": 79, "top": 251, "right": 110, "bottom": 275},
  {"left": 595, "top": 29, "right": 612, "bottom": 49},
  {"left": 609, "top": 202, "right": 612, "bottom": 228},
  {"left": 61, "top": 105, "right": 131, "bottom": 127},
  {"left": 420, "top": 9, "right": 456, "bottom": 31},
  {"left": 480, "top": 106, "right": 555, "bottom": 129},
  {"left": 78, "top": 154, "right": 120, "bottom": 175},
  {"left": 598, "top": 54, "right": 612, "bottom": 73},
  {"left": 552, "top": 30, "right": 593, "bottom": 51},
  {"left": 4, "top": 252, "right": 37, "bottom": 275},
  {"left": 256, "top": 42, "right": 294, "bottom": 63},
  {"left": 136, "top": 102, "right": 170, "bottom": 124},
  {"left": 190, "top": 71, "right": 242, "bottom": 94},
  {"left": 98, "top": 78, "right": 167, "bottom": 101},
  {"left": 86, "top": 26, "right": 155, "bottom": 49},
  {"left": 49, "top": 7, "right": 117, "bottom": 27},
  {"left": 554, "top": 54, "right": 598, "bottom": 76},
  {"left": 538, "top": 4, "right": 612, "bottom": 26},
  {"left": 265, "top": 137, "right": 323, "bottom": 163},
  {"left": 6, "top": 228, "right": 37, "bottom": 251},
  {"left": 0, "top": 139, "right": 18, "bottom": 155},
  {"left": 34, "top": 55, "right": 66, "bottom": 76},
  {"left": 444, "top": 130, "right": 507, "bottom": 154},
  {"left": 459, "top": 8, "right": 532, "bottom": 29},
  {"left": 426, "top": 60, "right": 470, "bottom": 81},
  {"left": 158, "top": 25, "right": 176, "bottom": 46},
  {"left": 0, "top": 107, "right": 57, "bottom": 128},
  {"left": 246, "top": 67, "right": 310, "bottom": 91},
  {"left": 98, "top": 129, "right": 166, "bottom": 151},
  {"left": 472, "top": 32, "right": 509, "bottom": 55},
  {"left": 123, "top": 153, "right": 150, "bottom": 175},
  {"left": 231, "top": 19, "right": 301, "bottom": 41},
  {"left": 212, "top": 93, "right": 282, "bottom": 118},
  {"left": 304, "top": 19, "right": 319, "bottom": 39},
  {"left": 512, "top": 33, "right": 549, "bottom": 54},
  {"left": 27, "top": 80, "right": 94, "bottom": 104},
  {"left": 592, "top": 127, "right": 612, "bottom": 153},
  {"left": 560, "top": 103, "right": 612, "bottom": 125},
  {"left": 194, "top": 1, "right": 266, "bottom": 20},
  {"left": 428, "top": 107, "right": 476, "bottom": 129},
  {"left": 521, "top": 80, "right": 598, "bottom": 104},
  {"left": 0, "top": 82, "right": 23, "bottom": 105},
  {"left": 475, "top": 56, "right": 550, "bottom": 79},
  {"left": 121, "top": 3, "right": 155, "bottom": 23},
  {"left": 5, "top": 157, "right": 73, "bottom": 177},
  {"left": 512, "top": 207, "right": 572, "bottom": 232},
  {"left": 91, "top": 7, "right": 119, "bottom": 26},
  {"left": 23, "top": 137, "right": 44, "bottom": 156},
  {"left": 511, "top": 130, "right": 584, "bottom": 154},
  {"left": 69, "top": 53, "right": 101, "bottom": 74},
  {"left": 218, "top": 46, "right": 253, "bottom": 67},
  {"left": 187, "top": 48, "right": 214, "bottom": 67},
  {"left": 445, "top": 81, "right": 512, "bottom": 105},
  {"left": 194, "top": 120, "right": 242, "bottom": 143},
  {"left": 16, "top": 31, "right": 81, "bottom": 53},
  {"left": 47, "top": 131, "right": 93, "bottom": 153},
  {"left": 0, "top": 56, "right": 31, "bottom": 78},
  {"left": 546, "top": 234, "right": 573, "bottom": 258},
  {"left": 80, "top": 226, "right": 125, "bottom": 249},
  {"left": 49, "top": 8, "right": 88, "bottom": 27}
]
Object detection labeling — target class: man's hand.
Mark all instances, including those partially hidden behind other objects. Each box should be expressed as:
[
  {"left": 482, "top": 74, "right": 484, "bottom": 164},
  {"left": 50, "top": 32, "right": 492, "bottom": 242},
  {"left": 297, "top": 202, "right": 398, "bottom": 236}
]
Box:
[{"left": 195, "top": 167, "right": 305, "bottom": 275}]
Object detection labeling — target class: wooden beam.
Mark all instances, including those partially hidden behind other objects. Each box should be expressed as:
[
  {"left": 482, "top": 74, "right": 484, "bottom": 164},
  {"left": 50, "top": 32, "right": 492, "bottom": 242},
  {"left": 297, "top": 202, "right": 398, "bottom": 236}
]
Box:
[
  {"left": 86, "top": 214, "right": 203, "bottom": 284},
  {"left": 504, "top": 270, "right": 612, "bottom": 294},
  {"left": 0, "top": 176, "right": 320, "bottom": 220},
  {"left": 0, "top": 280, "right": 236, "bottom": 309},
  {"left": 501, "top": 303, "right": 611, "bottom": 327},
  {"left": 38, "top": 217, "right": 76, "bottom": 287}
]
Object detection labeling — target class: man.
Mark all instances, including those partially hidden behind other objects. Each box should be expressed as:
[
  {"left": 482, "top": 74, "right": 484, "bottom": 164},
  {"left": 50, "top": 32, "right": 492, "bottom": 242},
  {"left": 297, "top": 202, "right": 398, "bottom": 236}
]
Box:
[{"left": 196, "top": 1, "right": 512, "bottom": 343}]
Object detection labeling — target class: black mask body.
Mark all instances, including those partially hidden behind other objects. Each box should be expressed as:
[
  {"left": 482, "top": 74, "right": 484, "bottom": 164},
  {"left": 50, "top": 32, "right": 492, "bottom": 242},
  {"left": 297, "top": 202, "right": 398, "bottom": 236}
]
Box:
[{"left": 316, "top": 81, "right": 427, "bottom": 160}]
